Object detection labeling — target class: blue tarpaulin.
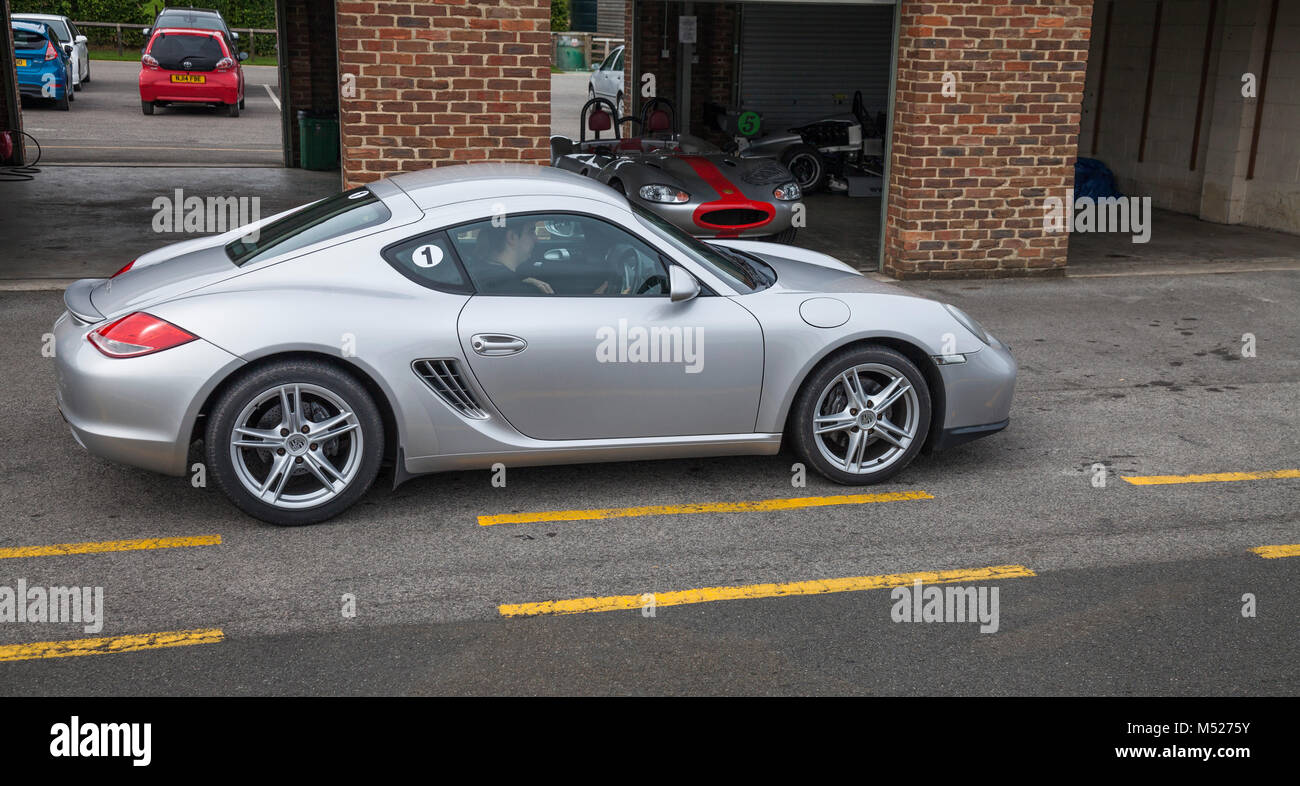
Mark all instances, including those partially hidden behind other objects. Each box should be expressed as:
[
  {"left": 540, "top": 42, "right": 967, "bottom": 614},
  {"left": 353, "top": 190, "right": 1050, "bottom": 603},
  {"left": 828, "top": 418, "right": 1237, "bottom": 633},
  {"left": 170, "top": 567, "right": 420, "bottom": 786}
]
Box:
[{"left": 1075, "top": 157, "right": 1122, "bottom": 200}]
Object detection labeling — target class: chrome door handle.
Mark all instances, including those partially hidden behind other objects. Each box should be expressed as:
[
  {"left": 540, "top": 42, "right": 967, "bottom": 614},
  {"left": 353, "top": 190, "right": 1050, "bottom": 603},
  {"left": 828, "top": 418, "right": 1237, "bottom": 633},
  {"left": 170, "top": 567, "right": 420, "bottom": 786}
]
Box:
[{"left": 470, "top": 334, "right": 528, "bottom": 356}]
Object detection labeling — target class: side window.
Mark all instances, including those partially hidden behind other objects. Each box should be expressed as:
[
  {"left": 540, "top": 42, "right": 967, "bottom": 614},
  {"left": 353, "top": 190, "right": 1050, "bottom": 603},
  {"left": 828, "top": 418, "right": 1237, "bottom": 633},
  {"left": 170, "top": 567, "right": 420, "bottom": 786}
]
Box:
[
  {"left": 383, "top": 232, "right": 472, "bottom": 294},
  {"left": 613, "top": 50, "right": 624, "bottom": 72},
  {"left": 447, "top": 213, "right": 669, "bottom": 298},
  {"left": 600, "top": 51, "right": 617, "bottom": 71}
]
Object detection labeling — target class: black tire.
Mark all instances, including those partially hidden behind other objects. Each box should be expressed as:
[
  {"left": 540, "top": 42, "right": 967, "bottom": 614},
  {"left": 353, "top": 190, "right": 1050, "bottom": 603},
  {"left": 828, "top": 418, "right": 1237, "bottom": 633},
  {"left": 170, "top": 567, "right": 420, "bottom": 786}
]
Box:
[
  {"left": 141, "top": 100, "right": 154, "bottom": 115},
  {"left": 239, "top": 96, "right": 245, "bottom": 109},
  {"left": 227, "top": 101, "right": 240, "bottom": 117},
  {"left": 781, "top": 143, "right": 826, "bottom": 193},
  {"left": 788, "top": 344, "right": 931, "bottom": 486},
  {"left": 55, "top": 89, "right": 70, "bottom": 111},
  {"left": 83, "top": 67, "right": 90, "bottom": 83},
  {"left": 73, "top": 80, "right": 82, "bottom": 92},
  {"left": 766, "top": 227, "right": 797, "bottom": 244},
  {"left": 205, "top": 359, "right": 385, "bottom": 526}
]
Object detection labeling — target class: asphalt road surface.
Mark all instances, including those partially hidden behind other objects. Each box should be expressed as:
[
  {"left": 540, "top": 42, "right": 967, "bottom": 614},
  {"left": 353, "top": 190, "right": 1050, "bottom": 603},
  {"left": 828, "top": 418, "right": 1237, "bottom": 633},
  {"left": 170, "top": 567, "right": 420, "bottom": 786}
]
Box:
[
  {"left": 20, "top": 60, "right": 283, "bottom": 166},
  {"left": 0, "top": 268, "right": 1295, "bottom": 695}
]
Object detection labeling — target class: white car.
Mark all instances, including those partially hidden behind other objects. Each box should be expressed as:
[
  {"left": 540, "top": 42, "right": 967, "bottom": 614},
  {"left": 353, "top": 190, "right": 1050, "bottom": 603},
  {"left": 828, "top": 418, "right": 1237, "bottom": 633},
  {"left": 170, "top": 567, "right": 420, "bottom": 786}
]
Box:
[
  {"left": 587, "top": 45, "right": 624, "bottom": 108},
  {"left": 12, "top": 13, "right": 90, "bottom": 89}
]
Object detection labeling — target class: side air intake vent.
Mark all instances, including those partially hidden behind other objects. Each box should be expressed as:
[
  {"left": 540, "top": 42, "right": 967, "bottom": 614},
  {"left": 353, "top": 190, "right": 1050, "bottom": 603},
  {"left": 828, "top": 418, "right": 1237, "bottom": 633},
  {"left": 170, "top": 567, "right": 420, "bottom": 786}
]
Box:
[{"left": 413, "top": 359, "right": 489, "bottom": 419}]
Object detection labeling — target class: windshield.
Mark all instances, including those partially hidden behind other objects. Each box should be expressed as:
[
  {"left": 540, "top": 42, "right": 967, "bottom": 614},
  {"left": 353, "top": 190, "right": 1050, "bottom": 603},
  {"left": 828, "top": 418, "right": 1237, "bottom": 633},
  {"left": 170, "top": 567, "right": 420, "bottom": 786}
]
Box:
[
  {"left": 630, "top": 203, "right": 775, "bottom": 293},
  {"left": 225, "top": 188, "right": 391, "bottom": 266}
]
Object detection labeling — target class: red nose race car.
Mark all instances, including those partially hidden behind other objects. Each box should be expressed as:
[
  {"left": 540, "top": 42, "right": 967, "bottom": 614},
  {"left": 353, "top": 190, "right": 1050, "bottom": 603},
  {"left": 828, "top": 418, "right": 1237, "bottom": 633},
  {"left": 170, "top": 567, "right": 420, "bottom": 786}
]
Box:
[{"left": 139, "top": 27, "right": 246, "bottom": 117}]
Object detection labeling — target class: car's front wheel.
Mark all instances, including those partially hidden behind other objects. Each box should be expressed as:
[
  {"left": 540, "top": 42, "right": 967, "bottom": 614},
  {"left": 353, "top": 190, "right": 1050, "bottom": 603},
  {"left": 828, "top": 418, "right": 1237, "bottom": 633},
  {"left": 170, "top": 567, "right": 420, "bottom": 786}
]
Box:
[
  {"left": 789, "top": 345, "right": 931, "bottom": 485},
  {"left": 206, "top": 360, "right": 385, "bottom": 525}
]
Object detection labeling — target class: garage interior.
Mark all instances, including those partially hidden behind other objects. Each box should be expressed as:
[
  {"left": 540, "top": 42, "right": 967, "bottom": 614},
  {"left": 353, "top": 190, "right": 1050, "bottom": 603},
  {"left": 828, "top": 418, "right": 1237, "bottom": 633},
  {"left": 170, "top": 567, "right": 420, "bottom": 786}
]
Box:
[
  {"left": 625, "top": 0, "right": 897, "bottom": 271},
  {"left": 1071, "top": 0, "right": 1300, "bottom": 271}
]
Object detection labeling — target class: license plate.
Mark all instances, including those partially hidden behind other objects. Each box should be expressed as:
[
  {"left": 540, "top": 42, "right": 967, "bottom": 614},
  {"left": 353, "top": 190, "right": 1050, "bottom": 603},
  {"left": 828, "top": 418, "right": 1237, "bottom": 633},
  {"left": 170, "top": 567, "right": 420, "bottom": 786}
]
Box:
[
  {"left": 15, "top": 59, "right": 27, "bottom": 67},
  {"left": 170, "top": 74, "right": 205, "bottom": 83}
]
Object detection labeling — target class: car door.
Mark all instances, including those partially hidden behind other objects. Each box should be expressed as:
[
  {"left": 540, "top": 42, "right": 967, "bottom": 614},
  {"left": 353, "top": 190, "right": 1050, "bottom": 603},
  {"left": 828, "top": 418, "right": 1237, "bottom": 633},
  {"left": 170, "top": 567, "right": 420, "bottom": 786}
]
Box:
[
  {"left": 450, "top": 212, "right": 764, "bottom": 441},
  {"left": 69, "top": 21, "right": 88, "bottom": 80}
]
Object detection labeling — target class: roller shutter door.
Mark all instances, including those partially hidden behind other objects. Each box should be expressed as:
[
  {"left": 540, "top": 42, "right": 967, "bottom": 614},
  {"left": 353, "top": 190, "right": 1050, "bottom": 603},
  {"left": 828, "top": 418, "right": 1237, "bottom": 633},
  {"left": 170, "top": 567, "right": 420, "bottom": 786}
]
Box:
[{"left": 739, "top": 2, "right": 894, "bottom": 130}]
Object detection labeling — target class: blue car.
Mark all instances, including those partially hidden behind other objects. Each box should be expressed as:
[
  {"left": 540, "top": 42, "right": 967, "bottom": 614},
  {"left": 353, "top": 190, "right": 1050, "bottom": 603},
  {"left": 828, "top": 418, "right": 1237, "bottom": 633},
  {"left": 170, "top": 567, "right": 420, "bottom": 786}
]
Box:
[{"left": 12, "top": 20, "right": 74, "bottom": 110}]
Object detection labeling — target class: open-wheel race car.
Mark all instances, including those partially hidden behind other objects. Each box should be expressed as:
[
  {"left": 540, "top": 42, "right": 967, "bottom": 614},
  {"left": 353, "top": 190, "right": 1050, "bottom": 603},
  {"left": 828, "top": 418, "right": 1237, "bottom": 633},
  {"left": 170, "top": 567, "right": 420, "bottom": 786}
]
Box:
[{"left": 550, "top": 97, "right": 803, "bottom": 242}]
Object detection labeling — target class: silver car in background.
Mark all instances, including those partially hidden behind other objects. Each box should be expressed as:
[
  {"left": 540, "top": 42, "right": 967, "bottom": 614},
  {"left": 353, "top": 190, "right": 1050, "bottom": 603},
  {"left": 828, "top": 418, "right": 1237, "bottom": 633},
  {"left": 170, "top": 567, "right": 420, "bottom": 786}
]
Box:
[{"left": 54, "top": 164, "right": 1015, "bottom": 525}]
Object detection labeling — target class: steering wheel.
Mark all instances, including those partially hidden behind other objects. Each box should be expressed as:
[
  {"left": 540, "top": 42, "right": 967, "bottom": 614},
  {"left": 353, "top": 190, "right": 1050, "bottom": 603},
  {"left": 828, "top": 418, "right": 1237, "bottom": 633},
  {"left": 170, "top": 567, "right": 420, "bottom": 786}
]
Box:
[{"left": 636, "top": 275, "right": 667, "bottom": 295}]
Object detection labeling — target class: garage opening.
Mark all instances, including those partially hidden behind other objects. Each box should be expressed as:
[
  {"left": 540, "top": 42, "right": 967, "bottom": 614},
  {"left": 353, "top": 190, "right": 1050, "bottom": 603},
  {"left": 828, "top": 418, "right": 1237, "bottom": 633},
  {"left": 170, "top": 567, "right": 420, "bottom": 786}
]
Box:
[
  {"left": 624, "top": 0, "right": 897, "bottom": 271},
  {"left": 1073, "top": 0, "right": 1300, "bottom": 273}
]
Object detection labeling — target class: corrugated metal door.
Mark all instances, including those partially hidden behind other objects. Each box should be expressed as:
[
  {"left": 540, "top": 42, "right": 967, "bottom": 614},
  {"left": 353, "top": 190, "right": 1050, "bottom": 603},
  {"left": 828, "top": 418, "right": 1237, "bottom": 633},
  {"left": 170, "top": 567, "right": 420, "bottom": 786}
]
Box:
[{"left": 739, "top": 2, "right": 895, "bottom": 130}]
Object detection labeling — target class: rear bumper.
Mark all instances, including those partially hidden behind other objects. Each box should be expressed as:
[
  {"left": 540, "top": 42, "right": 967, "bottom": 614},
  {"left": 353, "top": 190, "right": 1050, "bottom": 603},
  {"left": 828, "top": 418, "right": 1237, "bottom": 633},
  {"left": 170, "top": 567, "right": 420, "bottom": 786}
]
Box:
[
  {"left": 139, "top": 69, "right": 240, "bottom": 104},
  {"left": 53, "top": 309, "right": 244, "bottom": 476},
  {"left": 17, "top": 74, "right": 67, "bottom": 99}
]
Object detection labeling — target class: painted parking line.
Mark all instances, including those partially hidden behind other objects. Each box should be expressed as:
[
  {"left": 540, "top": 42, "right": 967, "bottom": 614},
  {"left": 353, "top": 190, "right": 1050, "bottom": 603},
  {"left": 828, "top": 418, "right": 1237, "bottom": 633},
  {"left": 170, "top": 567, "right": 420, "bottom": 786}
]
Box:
[
  {"left": 0, "top": 535, "right": 221, "bottom": 560},
  {"left": 479, "top": 490, "right": 933, "bottom": 526},
  {"left": 1250, "top": 544, "right": 1300, "bottom": 559},
  {"left": 500, "top": 564, "right": 1035, "bottom": 618},
  {"left": 1123, "top": 469, "right": 1300, "bottom": 486},
  {"left": 0, "top": 628, "right": 223, "bottom": 663},
  {"left": 263, "top": 83, "right": 281, "bottom": 110}
]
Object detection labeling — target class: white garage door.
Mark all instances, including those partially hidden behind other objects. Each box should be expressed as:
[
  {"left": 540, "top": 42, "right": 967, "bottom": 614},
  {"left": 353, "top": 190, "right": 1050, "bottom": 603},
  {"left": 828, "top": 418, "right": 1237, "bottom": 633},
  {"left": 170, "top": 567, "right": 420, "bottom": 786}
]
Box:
[{"left": 740, "top": 2, "right": 895, "bottom": 130}]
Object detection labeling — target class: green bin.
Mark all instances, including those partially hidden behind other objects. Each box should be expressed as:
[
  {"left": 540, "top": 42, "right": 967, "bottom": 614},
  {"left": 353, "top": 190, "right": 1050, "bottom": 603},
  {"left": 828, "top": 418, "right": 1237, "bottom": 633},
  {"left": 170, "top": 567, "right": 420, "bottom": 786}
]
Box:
[
  {"left": 298, "top": 110, "right": 339, "bottom": 171},
  {"left": 557, "top": 42, "right": 585, "bottom": 71}
]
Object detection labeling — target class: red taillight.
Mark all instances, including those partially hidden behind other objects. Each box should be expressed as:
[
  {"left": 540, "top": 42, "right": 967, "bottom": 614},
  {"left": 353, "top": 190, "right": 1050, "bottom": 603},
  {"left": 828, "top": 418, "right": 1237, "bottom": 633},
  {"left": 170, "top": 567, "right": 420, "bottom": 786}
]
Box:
[
  {"left": 88, "top": 313, "right": 197, "bottom": 358},
  {"left": 112, "top": 260, "right": 135, "bottom": 278},
  {"left": 215, "top": 57, "right": 233, "bottom": 72},
  {"left": 44, "top": 41, "right": 58, "bottom": 61},
  {"left": 142, "top": 53, "right": 159, "bottom": 68}
]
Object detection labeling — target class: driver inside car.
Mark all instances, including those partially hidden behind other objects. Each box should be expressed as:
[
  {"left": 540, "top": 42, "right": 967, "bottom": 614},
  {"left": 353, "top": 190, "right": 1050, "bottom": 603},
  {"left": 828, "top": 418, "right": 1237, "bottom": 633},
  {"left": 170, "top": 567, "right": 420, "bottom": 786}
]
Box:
[{"left": 473, "top": 218, "right": 552, "bottom": 295}]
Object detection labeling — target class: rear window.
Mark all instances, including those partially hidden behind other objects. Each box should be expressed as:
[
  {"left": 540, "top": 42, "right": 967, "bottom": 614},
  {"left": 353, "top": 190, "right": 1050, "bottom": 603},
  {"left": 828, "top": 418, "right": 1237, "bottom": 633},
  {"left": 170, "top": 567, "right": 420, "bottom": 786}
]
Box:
[
  {"left": 225, "top": 188, "right": 392, "bottom": 267},
  {"left": 148, "top": 32, "right": 225, "bottom": 70},
  {"left": 12, "top": 27, "right": 49, "bottom": 50}
]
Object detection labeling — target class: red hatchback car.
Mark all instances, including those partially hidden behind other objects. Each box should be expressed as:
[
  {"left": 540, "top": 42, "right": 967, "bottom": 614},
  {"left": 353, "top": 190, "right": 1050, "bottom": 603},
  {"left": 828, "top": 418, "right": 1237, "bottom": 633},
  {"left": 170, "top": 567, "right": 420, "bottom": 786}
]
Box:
[{"left": 139, "top": 27, "right": 246, "bottom": 116}]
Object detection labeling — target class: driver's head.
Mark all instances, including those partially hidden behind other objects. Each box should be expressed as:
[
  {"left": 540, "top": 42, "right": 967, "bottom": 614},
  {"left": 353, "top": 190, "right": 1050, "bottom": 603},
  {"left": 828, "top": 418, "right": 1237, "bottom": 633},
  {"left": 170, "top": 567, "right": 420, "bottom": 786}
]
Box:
[{"left": 478, "top": 216, "right": 536, "bottom": 270}]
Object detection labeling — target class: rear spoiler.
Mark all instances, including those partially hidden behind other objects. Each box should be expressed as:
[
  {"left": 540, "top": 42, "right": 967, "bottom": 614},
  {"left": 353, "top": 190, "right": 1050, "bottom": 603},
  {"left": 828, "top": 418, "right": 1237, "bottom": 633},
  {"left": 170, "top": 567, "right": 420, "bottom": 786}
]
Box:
[{"left": 64, "top": 278, "right": 105, "bottom": 323}]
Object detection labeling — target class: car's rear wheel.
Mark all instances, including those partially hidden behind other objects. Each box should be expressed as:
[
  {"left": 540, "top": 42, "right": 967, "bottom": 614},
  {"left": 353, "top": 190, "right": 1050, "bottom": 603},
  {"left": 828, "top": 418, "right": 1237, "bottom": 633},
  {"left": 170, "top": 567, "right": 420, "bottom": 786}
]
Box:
[
  {"left": 227, "top": 101, "right": 240, "bottom": 117},
  {"left": 789, "top": 345, "right": 930, "bottom": 485},
  {"left": 141, "top": 100, "right": 154, "bottom": 115},
  {"left": 206, "top": 360, "right": 385, "bottom": 526},
  {"left": 781, "top": 144, "right": 826, "bottom": 193},
  {"left": 55, "top": 89, "right": 70, "bottom": 111}
]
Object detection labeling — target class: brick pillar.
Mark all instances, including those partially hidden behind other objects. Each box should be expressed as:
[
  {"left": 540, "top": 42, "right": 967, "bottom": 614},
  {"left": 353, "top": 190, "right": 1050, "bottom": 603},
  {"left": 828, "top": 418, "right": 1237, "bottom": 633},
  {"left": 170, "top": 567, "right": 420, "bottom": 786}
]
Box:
[
  {"left": 885, "top": 0, "right": 1094, "bottom": 278},
  {"left": 335, "top": 0, "right": 552, "bottom": 187}
]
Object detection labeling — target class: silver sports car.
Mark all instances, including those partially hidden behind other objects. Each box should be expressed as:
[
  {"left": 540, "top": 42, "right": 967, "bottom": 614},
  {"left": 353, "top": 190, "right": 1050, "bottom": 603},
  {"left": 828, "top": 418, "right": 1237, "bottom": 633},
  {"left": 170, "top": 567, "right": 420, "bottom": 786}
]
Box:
[
  {"left": 54, "top": 164, "right": 1015, "bottom": 525},
  {"left": 551, "top": 98, "right": 802, "bottom": 241}
]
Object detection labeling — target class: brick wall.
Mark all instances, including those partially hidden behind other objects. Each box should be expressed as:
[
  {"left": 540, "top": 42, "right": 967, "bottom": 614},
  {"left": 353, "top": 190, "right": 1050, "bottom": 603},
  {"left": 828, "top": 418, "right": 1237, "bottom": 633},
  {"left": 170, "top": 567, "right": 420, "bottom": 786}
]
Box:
[
  {"left": 335, "top": 0, "right": 552, "bottom": 186},
  {"left": 885, "top": 0, "right": 1094, "bottom": 278}
]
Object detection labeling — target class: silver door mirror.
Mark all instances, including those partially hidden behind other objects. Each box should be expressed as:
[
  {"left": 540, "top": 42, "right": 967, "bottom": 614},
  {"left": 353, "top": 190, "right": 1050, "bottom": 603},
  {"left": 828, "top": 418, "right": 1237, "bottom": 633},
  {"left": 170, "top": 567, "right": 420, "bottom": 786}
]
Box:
[
  {"left": 75, "top": 35, "right": 87, "bottom": 44},
  {"left": 669, "top": 266, "right": 700, "bottom": 303}
]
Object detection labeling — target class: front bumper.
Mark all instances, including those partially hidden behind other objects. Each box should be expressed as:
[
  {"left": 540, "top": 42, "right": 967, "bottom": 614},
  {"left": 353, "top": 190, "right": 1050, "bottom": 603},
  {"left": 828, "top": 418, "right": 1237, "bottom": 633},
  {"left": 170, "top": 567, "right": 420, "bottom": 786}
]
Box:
[
  {"left": 53, "top": 310, "right": 244, "bottom": 476},
  {"left": 637, "top": 195, "right": 797, "bottom": 239},
  {"left": 931, "top": 335, "right": 1017, "bottom": 449}
]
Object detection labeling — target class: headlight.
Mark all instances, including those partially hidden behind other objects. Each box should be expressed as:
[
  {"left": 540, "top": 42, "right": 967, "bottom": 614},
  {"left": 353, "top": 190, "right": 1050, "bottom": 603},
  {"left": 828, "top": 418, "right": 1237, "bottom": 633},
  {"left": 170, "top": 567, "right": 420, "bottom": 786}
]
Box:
[
  {"left": 639, "top": 184, "right": 690, "bottom": 203},
  {"left": 773, "top": 182, "right": 801, "bottom": 201},
  {"left": 943, "top": 303, "right": 991, "bottom": 345}
]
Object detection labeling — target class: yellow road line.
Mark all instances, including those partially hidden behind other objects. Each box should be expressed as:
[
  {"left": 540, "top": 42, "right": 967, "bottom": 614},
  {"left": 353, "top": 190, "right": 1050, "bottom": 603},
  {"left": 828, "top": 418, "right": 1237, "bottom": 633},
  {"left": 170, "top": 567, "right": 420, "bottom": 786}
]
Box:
[
  {"left": 0, "top": 629, "right": 223, "bottom": 662},
  {"left": 1251, "top": 544, "right": 1300, "bottom": 559},
  {"left": 1123, "top": 469, "right": 1300, "bottom": 486},
  {"left": 479, "top": 490, "right": 933, "bottom": 526},
  {"left": 500, "top": 564, "right": 1035, "bottom": 617},
  {"left": 0, "top": 535, "right": 221, "bottom": 560}
]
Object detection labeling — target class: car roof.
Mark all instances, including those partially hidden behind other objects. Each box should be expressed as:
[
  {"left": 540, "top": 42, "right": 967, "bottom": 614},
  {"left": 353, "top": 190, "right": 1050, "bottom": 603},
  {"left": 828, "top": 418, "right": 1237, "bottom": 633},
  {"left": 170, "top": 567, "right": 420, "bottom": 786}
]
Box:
[
  {"left": 11, "top": 13, "right": 65, "bottom": 20},
  {"left": 388, "top": 164, "right": 629, "bottom": 211},
  {"left": 152, "top": 27, "right": 226, "bottom": 38},
  {"left": 160, "top": 7, "right": 223, "bottom": 15}
]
